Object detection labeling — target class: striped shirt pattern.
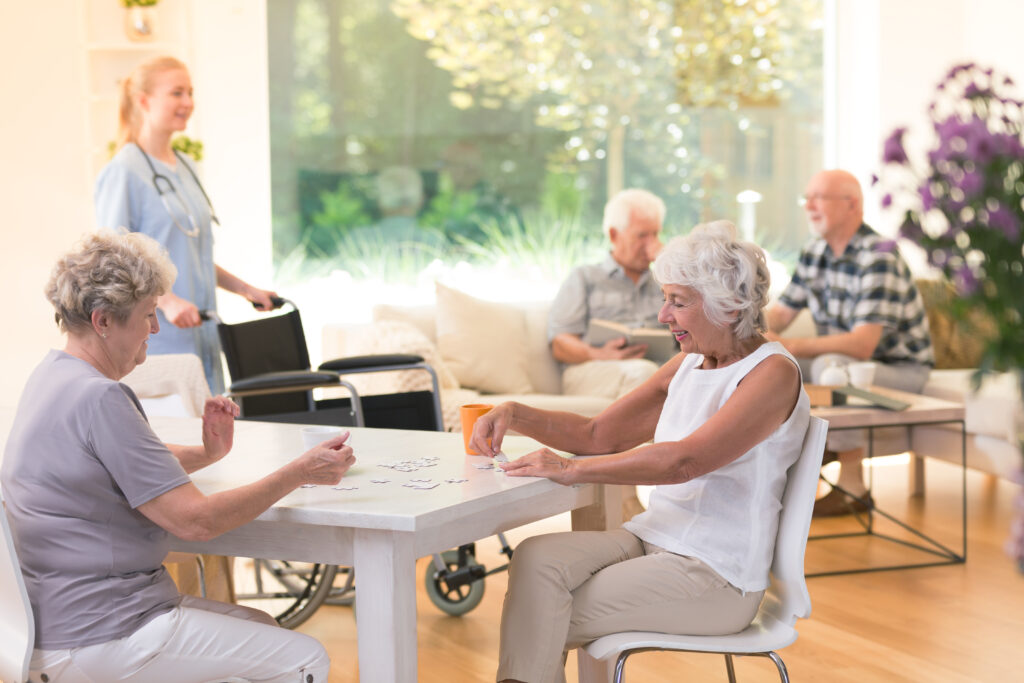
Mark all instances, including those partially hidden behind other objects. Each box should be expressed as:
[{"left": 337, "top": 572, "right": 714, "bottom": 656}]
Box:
[{"left": 779, "top": 224, "right": 934, "bottom": 366}]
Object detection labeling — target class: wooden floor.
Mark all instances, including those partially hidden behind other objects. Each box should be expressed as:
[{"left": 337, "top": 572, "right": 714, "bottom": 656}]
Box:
[{"left": 292, "top": 458, "right": 1024, "bottom": 682}]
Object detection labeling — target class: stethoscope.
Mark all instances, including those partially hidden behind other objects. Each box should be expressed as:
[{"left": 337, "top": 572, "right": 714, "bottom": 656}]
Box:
[{"left": 139, "top": 147, "right": 220, "bottom": 238}]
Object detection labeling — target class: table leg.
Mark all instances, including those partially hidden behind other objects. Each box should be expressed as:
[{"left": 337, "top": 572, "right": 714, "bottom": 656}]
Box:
[
  {"left": 571, "top": 483, "right": 623, "bottom": 531},
  {"left": 353, "top": 529, "right": 417, "bottom": 683}
]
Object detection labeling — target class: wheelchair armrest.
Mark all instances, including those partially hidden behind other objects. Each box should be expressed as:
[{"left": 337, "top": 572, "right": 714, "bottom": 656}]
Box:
[
  {"left": 228, "top": 370, "right": 341, "bottom": 396},
  {"left": 318, "top": 354, "right": 425, "bottom": 372}
]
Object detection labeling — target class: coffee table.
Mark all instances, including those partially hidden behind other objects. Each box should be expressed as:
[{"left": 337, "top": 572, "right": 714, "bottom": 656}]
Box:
[{"left": 808, "top": 385, "right": 966, "bottom": 576}]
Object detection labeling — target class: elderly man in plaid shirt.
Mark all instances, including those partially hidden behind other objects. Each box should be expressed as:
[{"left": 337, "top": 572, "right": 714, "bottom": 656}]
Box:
[{"left": 766, "top": 169, "right": 934, "bottom": 516}]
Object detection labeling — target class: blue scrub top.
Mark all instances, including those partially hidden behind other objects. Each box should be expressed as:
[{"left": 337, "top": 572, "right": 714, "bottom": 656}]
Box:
[{"left": 94, "top": 143, "right": 224, "bottom": 394}]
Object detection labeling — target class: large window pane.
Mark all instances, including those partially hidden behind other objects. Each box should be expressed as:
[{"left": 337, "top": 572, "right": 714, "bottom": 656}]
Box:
[{"left": 267, "top": 0, "right": 823, "bottom": 315}]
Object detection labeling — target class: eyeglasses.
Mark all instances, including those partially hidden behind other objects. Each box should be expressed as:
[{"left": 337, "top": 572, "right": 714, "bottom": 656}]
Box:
[{"left": 799, "top": 193, "right": 851, "bottom": 207}]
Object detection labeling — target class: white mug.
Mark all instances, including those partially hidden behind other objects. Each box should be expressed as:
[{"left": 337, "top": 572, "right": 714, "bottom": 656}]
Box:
[
  {"left": 301, "top": 425, "right": 343, "bottom": 450},
  {"left": 847, "top": 362, "right": 878, "bottom": 389}
]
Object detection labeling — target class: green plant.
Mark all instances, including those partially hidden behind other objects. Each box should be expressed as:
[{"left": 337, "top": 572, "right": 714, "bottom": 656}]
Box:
[
  {"left": 106, "top": 135, "right": 203, "bottom": 162},
  {"left": 171, "top": 135, "right": 203, "bottom": 162},
  {"left": 122, "top": 0, "right": 159, "bottom": 7},
  {"left": 454, "top": 209, "right": 604, "bottom": 282},
  {"left": 327, "top": 232, "right": 446, "bottom": 284}
]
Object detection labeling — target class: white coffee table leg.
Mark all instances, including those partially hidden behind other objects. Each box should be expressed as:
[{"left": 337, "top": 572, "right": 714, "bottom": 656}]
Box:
[{"left": 354, "top": 529, "right": 417, "bottom": 682}]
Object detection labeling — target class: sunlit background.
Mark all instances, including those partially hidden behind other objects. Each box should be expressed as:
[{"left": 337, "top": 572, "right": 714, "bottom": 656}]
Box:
[{"left": 265, "top": 0, "right": 823, "bottom": 334}]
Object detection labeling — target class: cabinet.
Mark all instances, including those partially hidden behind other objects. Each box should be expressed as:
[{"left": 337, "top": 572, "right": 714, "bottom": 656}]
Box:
[{"left": 79, "top": 0, "right": 193, "bottom": 178}]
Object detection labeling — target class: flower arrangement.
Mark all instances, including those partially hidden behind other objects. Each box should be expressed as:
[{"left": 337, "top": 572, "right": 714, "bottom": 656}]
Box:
[
  {"left": 879, "top": 61, "right": 1023, "bottom": 570},
  {"left": 879, "top": 62, "right": 1023, "bottom": 377}
]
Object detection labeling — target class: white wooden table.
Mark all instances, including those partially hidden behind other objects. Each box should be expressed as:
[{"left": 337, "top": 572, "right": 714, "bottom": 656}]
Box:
[{"left": 150, "top": 417, "right": 620, "bottom": 682}]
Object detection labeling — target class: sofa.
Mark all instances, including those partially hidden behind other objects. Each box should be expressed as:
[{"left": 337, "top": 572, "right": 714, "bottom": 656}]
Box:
[
  {"left": 322, "top": 280, "right": 1020, "bottom": 483},
  {"left": 321, "top": 283, "right": 619, "bottom": 432}
]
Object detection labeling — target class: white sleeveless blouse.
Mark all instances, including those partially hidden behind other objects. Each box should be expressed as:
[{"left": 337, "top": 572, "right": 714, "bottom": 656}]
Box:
[{"left": 623, "top": 341, "right": 810, "bottom": 592}]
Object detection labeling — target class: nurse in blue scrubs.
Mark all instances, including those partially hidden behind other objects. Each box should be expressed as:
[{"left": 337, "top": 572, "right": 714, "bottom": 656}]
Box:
[{"left": 95, "top": 56, "right": 278, "bottom": 394}]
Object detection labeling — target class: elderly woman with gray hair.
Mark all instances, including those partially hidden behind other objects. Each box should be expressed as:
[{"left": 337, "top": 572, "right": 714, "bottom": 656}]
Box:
[
  {"left": 469, "top": 221, "right": 811, "bottom": 683},
  {"left": 1, "top": 231, "right": 354, "bottom": 683}
]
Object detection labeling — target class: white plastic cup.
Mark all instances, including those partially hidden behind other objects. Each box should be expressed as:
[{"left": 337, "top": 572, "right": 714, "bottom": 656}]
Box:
[
  {"left": 847, "top": 362, "right": 878, "bottom": 389},
  {"left": 301, "top": 425, "right": 343, "bottom": 450}
]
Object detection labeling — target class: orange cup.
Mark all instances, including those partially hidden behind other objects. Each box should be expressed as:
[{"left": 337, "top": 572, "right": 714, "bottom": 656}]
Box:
[{"left": 460, "top": 403, "right": 494, "bottom": 455}]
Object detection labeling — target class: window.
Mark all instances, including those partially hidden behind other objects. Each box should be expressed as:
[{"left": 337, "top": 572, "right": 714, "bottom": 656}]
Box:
[{"left": 267, "top": 0, "right": 823, "bottom": 305}]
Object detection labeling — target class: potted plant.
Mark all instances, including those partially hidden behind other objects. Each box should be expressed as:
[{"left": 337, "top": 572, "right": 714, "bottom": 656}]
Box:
[
  {"left": 879, "top": 62, "right": 1024, "bottom": 570},
  {"left": 122, "top": 0, "right": 159, "bottom": 42}
]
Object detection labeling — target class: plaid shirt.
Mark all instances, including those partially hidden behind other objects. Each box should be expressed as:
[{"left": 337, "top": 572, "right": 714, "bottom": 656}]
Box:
[{"left": 779, "top": 224, "right": 934, "bottom": 366}]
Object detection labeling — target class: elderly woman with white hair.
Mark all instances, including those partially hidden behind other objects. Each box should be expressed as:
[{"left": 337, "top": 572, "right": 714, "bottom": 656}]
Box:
[
  {"left": 1, "top": 230, "right": 354, "bottom": 683},
  {"left": 468, "top": 221, "right": 811, "bottom": 683}
]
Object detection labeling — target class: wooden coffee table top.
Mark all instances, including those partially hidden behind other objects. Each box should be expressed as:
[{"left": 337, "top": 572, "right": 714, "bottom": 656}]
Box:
[{"left": 807, "top": 384, "right": 964, "bottom": 430}]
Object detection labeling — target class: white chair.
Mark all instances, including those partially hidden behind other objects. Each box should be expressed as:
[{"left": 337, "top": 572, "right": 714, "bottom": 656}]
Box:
[
  {"left": 1, "top": 492, "right": 34, "bottom": 683},
  {"left": 577, "top": 416, "right": 828, "bottom": 683}
]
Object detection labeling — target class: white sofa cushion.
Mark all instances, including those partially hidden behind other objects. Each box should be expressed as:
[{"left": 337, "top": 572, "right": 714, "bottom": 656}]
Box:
[
  {"left": 434, "top": 282, "right": 534, "bottom": 395},
  {"left": 923, "top": 369, "right": 1019, "bottom": 441}
]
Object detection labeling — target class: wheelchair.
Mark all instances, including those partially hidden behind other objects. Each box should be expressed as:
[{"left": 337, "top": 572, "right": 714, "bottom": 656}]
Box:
[{"left": 204, "top": 298, "right": 511, "bottom": 627}]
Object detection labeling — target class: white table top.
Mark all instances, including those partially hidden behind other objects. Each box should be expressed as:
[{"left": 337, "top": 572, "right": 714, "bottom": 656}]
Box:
[{"left": 152, "top": 416, "right": 579, "bottom": 533}]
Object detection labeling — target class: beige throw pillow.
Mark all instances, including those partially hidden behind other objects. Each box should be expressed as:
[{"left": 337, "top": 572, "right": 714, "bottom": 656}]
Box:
[{"left": 435, "top": 282, "right": 533, "bottom": 394}]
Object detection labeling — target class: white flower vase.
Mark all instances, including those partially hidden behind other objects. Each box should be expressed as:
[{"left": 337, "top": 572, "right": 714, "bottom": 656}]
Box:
[{"left": 124, "top": 6, "right": 157, "bottom": 42}]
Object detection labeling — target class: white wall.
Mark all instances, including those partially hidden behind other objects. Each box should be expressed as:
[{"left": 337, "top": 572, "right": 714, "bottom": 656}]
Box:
[{"left": 0, "top": 4, "right": 92, "bottom": 406}]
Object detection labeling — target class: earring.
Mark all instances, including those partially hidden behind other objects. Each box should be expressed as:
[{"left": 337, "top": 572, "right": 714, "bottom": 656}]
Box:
[{"left": 102, "top": 333, "right": 108, "bottom": 339}]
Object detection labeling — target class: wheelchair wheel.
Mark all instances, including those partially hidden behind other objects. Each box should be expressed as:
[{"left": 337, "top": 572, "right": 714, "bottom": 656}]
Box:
[
  {"left": 424, "top": 549, "right": 486, "bottom": 616},
  {"left": 236, "top": 560, "right": 352, "bottom": 629}
]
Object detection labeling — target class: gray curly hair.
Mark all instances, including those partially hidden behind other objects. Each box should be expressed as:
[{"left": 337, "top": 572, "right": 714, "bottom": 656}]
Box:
[
  {"left": 652, "top": 220, "right": 770, "bottom": 339},
  {"left": 45, "top": 230, "right": 176, "bottom": 333}
]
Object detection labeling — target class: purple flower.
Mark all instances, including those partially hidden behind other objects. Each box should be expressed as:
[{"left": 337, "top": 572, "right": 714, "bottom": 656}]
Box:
[
  {"left": 953, "top": 265, "right": 980, "bottom": 296},
  {"left": 919, "top": 183, "right": 935, "bottom": 211},
  {"left": 957, "top": 169, "right": 984, "bottom": 198},
  {"left": 883, "top": 127, "right": 909, "bottom": 164},
  {"left": 881, "top": 193, "right": 893, "bottom": 208},
  {"left": 875, "top": 238, "right": 897, "bottom": 253},
  {"left": 987, "top": 205, "right": 1022, "bottom": 241}
]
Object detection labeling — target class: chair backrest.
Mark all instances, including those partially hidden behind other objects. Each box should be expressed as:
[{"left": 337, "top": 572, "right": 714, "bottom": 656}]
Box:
[
  {"left": 763, "top": 416, "right": 828, "bottom": 626},
  {"left": 216, "top": 303, "right": 313, "bottom": 414},
  {"left": 0, "top": 493, "right": 34, "bottom": 683},
  {"left": 217, "top": 304, "right": 312, "bottom": 382}
]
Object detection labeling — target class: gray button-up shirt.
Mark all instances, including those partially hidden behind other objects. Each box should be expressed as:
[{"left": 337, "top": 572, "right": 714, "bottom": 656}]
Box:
[{"left": 548, "top": 254, "right": 665, "bottom": 344}]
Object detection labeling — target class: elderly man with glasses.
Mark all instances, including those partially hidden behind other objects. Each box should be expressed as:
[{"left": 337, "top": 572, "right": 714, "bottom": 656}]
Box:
[{"left": 765, "top": 169, "right": 934, "bottom": 516}]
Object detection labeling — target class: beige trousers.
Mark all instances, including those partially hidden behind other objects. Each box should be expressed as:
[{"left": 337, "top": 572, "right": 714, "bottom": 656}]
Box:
[{"left": 497, "top": 528, "right": 763, "bottom": 683}]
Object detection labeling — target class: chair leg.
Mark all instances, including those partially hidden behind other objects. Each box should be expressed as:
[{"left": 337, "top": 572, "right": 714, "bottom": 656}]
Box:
[
  {"left": 724, "top": 654, "right": 737, "bottom": 683},
  {"left": 765, "top": 651, "right": 790, "bottom": 683},
  {"left": 194, "top": 555, "right": 207, "bottom": 599},
  {"left": 613, "top": 652, "right": 631, "bottom": 683}
]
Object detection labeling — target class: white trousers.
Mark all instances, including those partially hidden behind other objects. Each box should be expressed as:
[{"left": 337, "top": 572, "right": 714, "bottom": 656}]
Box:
[{"left": 29, "top": 596, "right": 329, "bottom": 683}]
